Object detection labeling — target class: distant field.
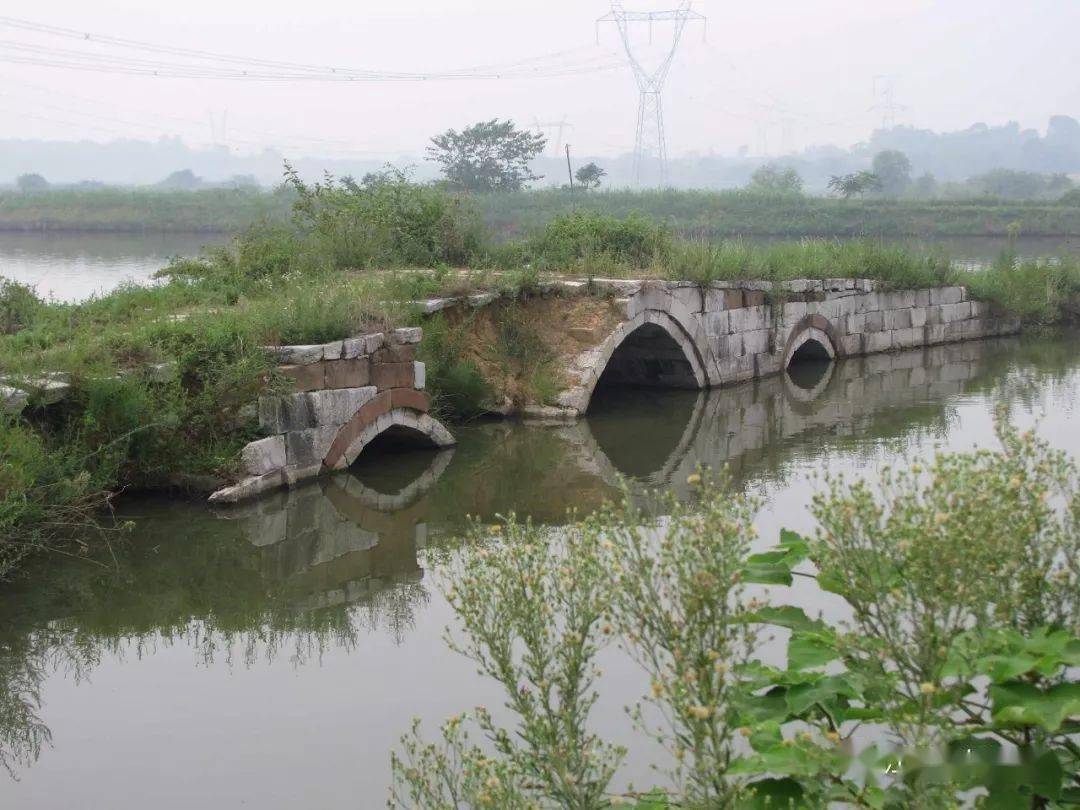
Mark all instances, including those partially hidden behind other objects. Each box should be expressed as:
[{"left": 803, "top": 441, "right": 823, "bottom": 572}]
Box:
[
  {"left": 2, "top": 186, "right": 1080, "bottom": 238},
  {"left": 0, "top": 187, "right": 294, "bottom": 233}
]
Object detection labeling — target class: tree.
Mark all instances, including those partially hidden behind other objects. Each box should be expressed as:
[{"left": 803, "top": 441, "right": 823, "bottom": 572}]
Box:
[
  {"left": 427, "top": 119, "right": 546, "bottom": 193},
  {"left": 574, "top": 162, "right": 606, "bottom": 190},
  {"left": 871, "top": 150, "right": 912, "bottom": 196},
  {"left": 746, "top": 163, "right": 803, "bottom": 195},
  {"left": 157, "top": 169, "right": 202, "bottom": 190},
  {"left": 827, "top": 171, "right": 882, "bottom": 199},
  {"left": 15, "top": 174, "right": 48, "bottom": 192},
  {"left": 912, "top": 172, "right": 938, "bottom": 198}
]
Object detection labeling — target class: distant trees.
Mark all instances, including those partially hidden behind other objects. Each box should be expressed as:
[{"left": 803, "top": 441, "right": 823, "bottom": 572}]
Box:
[
  {"left": 1061, "top": 188, "right": 1080, "bottom": 206},
  {"left": 427, "top": 119, "right": 547, "bottom": 193},
  {"left": 967, "top": 169, "right": 1073, "bottom": 200},
  {"left": 574, "top": 162, "right": 606, "bottom": 190},
  {"left": 827, "top": 171, "right": 882, "bottom": 199},
  {"left": 871, "top": 150, "right": 912, "bottom": 196},
  {"left": 912, "top": 172, "right": 938, "bottom": 197},
  {"left": 157, "top": 169, "right": 202, "bottom": 190},
  {"left": 15, "top": 173, "right": 48, "bottom": 192},
  {"left": 746, "top": 163, "right": 804, "bottom": 195}
]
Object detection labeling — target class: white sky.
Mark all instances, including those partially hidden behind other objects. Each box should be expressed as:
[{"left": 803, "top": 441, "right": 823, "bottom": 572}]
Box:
[{"left": 1, "top": 0, "right": 1078, "bottom": 159}]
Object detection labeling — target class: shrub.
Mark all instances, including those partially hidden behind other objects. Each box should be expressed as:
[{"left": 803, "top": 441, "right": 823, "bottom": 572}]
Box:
[
  {"left": 391, "top": 421, "right": 1080, "bottom": 807},
  {"left": 0, "top": 278, "right": 41, "bottom": 335},
  {"left": 529, "top": 210, "right": 671, "bottom": 270}
]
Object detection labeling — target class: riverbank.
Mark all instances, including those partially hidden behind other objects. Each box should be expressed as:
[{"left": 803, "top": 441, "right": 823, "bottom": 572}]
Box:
[
  {"left": 4, "top": 186, "right": 1080, "bottom": 238},
  {"left": 3, "top": 172, "right": 1080, "bottom": 577}
]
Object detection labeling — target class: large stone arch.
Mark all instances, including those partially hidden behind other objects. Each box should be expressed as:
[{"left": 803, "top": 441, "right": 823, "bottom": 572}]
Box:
[
  {"left": 782, "top": 314, "right": 843, "bottom": 369},
  {"left": 327, "top": 407, "right": 455, "bottom": 471},
  {"left": 572, "top": 309, "right": 709, "bottom": 415}
]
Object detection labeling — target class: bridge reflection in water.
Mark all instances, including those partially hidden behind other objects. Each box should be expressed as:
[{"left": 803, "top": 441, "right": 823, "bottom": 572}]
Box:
[{"left": 221, "top": 337, "right": 1018, "bottom": 615}]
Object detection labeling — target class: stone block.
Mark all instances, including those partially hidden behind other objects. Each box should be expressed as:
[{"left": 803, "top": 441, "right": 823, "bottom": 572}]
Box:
[
  {"left": 391, "top": 387, "right": 431, "bottom": 413},
  {"left": 742, "top": 328, "right": 770, "bottom": 355},
  {"left": 742, "top": 306, "right": 769, "bottom": 332},
  {"left": 846, "top": 312, "right": 866, "bottom": 334},
  {"left": 885, "top": 308, "right": 912, "bottom": 330},
  {"left": 414, "top": 361, "right": 426, "bottom": 390},
  {"left": 754, "top": 352, "right": 781, "bottom": 377},
  {"left": 278, "top": 362, "right": 325, "bottom": 392},
  {"left": 259, "top": 393, "right": 316, "bottom": 433},
  {"left": 723, "top": 288, "right": 745, "bottom": 310},
  {"left": 969, "top": 301, "right": 991, "bottom": 318},
  {"left": 375, "top": 343, "right": 418, "bottom": 364},
  {"left": 285, "top": 426, "right": 339, "bottom": 469},
  {"left": 641, "top": 284, "right": 671, "bottom": 311},
  {"left": 781, "top": 301, "right": 809, "bottom": 326},
  {"left": 342, "top": 337, "right": 368, "bottom": 359},
  {"left": 864, "top": 330, "right": 893, "bottom": 354},
  {"left": 910, "top": 306, "right": 928, "bottom": 328},
  {"left": 934, "top": 287, "right": 964, "bottom": 306},
  {"left": 273, "top": 345, "right": 325, "bottom": 365},
  {"left": 940, "top": 301, "right": 972, "bottom": 323},
  {"left": 744, "top": 290, "right": 766, "bottom": 308},
  {"left": 858, "top": 292, "right": 883, "bottom": 312},
  {"left": 914, "top": 289, "right": 931, "bottom": 307},
  {"left": 864, "top": 310, "right": 884, "bottom": 332},
  {"left": 322, "top": 341, "right": 344, "bottom": 360},
  {"left": 372, "top": 361, "right": 416, "bottom": 391},
  {"left": 702, "top": 310, "right": 730, "bottom": 339},
  {"left": 840, "top": 333, "right": 863, "bottom": 356},
  {"left": 390, "top": 327, "right": 423, "bottom": 345},
  {"left": 925, "top": 324, "right": 947, "bottom": 345},
  {"left": 308, "top": 387, "right": 377, "bottom": 427},
  {"left": 240, "top": 435, "right": 286, "bottom": 477},
  {"left": 324, "top": 358, "right": 371, "bottom": 389},
  {"left": 1, "top": 385, "right": 28, "bottom": 415},
  {"left": 892, "top": 327, "right": 924, "bottom": 349},
  {"left": 208, "top": 470, "right": 287, "bottom": 504}
]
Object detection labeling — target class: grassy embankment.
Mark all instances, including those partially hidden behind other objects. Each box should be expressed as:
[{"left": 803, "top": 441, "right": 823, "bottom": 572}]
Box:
[
  {"left": 4, "top": 185, "right": 1080, "bottom": 237},
  {"left": 2, "top": 172, "right": 1080, "bottom": 578}
]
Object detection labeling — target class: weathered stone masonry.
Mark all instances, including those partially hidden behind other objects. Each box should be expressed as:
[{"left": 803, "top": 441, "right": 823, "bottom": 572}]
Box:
[
  {"left": 209, "top": 326, "right": 455, "bottom": 504},
  {"left": 551, "top": 278, "right": 1021, "bottom": 417}
]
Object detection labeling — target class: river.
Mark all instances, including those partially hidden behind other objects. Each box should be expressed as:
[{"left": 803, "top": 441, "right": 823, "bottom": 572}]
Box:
[{"left": 2, "top": 326, "right": 1080, "bottom": 807}]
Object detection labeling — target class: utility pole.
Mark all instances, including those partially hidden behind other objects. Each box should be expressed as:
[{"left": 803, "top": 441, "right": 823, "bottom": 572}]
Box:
[
  {"left": 565, "top": 144, "right": 575, "bottom": 191},
  {"left": 597, "top": 1, "right": 705, "bottom": 187}
]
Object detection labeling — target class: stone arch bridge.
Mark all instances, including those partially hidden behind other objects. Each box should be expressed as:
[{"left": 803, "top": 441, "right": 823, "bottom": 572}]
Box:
[
  {"left": 209, "top": 278, "right": 1018, "bottom": 503},
  {"left": 543, "top": 277, "right": 1019, "bottom": 419}
]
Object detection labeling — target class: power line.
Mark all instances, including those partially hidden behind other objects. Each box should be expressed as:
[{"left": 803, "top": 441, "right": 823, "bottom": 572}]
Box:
[
  {"left": 0, "top": 15, "right": 624, "bottom": 82},
  {"left": 597, "top": 1, "right": 705, "bottom": 186}
]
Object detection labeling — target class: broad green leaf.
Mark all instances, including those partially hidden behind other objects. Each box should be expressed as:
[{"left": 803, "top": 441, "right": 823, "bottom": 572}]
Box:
[
  {"left": 788, "top": 632, "right": 840, "bottom": 670},
  {"left": 990, "top": 681, "right": 1080, "bottom": 732},
  {"left": 742, "top": 559, "right": 794, "bottom": 586},
  {"left": 745, "top": 605, "right": 829, "bottom": 634}
]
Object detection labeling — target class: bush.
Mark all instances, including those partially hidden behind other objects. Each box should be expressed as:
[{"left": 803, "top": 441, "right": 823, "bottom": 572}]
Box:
[
  {"left": 960, "top": 252, "right": 1080, "bottom": 324},
  {"left": 528, "top": 210, "right": 671, "bottom": 270},
  {"left": 391, "top": 422, "right": 1080, "bottom": 807},
  {"left": 0, "top": 279, "right": 41, "bottom": 335}
]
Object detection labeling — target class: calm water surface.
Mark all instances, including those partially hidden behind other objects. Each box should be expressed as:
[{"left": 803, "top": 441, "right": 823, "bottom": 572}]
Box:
[
  {"left": 2, "top": 331, "right": 1080, "bottom": 808},
  {"left": 0, "top": 232, "right": 224, "bottom": 301}
]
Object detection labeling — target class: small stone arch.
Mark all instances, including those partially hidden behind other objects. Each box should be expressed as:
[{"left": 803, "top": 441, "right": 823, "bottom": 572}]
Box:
[
  {"left": 578, "top": 310, "right": 708, "bottom": 414},
  {"left": 783, "top": 314, "right": 842, "bottom": 370},
  {"left": 324, "top": 407, "right": 455, "bottom": 471}
]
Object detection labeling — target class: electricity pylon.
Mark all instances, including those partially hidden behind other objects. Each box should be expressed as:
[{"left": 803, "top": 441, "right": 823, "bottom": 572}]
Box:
[
  {"left": 597, "top": 1, "right": 705, "bottom": 187},
  {"left": 870, "top": 74, "right": 906, "bottom": 130},
  {"left": 533, "top": 116, "right": 573, "bottom": 156}
]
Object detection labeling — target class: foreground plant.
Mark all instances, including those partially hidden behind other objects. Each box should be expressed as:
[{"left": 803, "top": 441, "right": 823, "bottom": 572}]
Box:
[{"left": 390, "top": 515, "right": 622, "bottom": 809}]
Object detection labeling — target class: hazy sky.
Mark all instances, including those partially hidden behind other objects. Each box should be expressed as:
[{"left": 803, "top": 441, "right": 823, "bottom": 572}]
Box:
[{"left": 1, "top": 0, "right": 1078, "bottom": 159}]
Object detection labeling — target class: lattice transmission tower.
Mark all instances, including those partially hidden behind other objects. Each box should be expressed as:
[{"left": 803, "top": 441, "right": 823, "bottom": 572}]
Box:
[{"left": 597, "top": 1, "right": 705, "bottom": 186}]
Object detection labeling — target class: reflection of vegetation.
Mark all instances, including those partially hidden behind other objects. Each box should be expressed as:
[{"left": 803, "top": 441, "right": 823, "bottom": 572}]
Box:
[{"left": 393, "top": 425, "right": 1080, "bottom": 807}]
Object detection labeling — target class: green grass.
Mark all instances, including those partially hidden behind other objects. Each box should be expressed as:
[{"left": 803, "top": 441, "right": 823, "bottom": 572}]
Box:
[{"left": 6, "top": 186, "right": 1080, "bottom": 238}]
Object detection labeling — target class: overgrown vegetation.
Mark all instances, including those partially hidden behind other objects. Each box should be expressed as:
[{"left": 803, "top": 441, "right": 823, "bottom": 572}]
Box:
[
  {"left": 391, "top": 423, "right": 1080, "bottom": 807},
  {"left": 4, "top": 168, "right": 1080, "bottom": 578}
]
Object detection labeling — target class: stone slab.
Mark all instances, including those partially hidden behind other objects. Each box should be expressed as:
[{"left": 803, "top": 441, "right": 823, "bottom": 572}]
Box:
[
  {"left": 390, "top": 327, "right": 422, "bottom": 345},
  {"left": 278, "top": 363, "right": 325, "bottom": 392},
  {"left": 259, "top": 392, "right": 316, "bottom": 433},
  {"left": 240, "top": 435, "right": 286, "bottom": 477},
  {"left": 325, "top": 358, "right": 371, "bottom": 389},
  {"left": 372, "top": 361, "right": 416, "bottom": 391}
]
